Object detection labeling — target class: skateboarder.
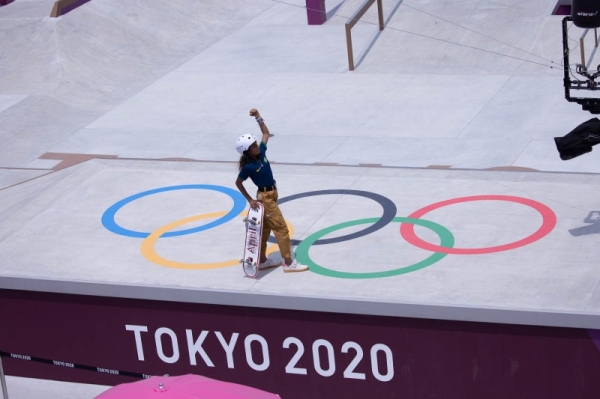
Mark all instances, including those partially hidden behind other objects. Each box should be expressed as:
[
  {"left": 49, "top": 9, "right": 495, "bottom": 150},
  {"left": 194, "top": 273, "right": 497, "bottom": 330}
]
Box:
[{"left": 235, "top": 108, "right": 309, "bottom": 273}]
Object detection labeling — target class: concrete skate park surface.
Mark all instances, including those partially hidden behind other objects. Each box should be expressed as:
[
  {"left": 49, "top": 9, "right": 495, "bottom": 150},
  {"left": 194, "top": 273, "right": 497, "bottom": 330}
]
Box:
[
  {"left": 2, "top": 158, "right": 600, "bottom": 328},
  {"left": 1, "top": 0, "right": 600, "bottom": 397}
]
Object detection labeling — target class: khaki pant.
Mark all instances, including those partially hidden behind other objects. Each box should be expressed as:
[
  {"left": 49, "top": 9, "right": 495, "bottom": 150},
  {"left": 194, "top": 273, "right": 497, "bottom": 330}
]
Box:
[{"left": 257, "top": 189, "right": 291, "bottom": 259}]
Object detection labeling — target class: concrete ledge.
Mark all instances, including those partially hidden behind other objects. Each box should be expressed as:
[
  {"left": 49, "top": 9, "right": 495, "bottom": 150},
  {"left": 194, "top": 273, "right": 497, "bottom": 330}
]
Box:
[
  {"left": 50, "top": 0, "right": 90, "bottom": 17},
  {"left": 2, "top": 276, "right": 600, "bottom": 330}
]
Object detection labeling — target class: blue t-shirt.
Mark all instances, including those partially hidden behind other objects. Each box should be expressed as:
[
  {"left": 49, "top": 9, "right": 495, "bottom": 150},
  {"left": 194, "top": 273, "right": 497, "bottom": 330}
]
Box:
[{"left": 238, "top": 142, "right": 275, "bottom": 188}]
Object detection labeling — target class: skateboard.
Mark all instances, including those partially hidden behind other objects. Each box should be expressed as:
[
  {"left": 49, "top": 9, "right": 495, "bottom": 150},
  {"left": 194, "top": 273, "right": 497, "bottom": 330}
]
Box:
[{"left": 240, "top": 203, "right": 264, "bottom": 278}]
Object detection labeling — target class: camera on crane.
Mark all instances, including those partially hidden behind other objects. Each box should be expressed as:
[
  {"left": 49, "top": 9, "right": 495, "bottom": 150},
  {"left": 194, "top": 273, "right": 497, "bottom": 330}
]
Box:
[
  {"left": 563, "top": 0, "right": 600, "bottom": 113},
  {"left": 555, "top": 1, "right": 600, "bottom": 160}
]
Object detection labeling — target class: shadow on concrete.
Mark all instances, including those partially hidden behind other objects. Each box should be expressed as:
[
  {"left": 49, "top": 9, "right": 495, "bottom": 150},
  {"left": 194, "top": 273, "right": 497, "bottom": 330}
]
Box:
[
  {"left": 569, "top": 211, "right": 600, "bottom": 237},
  {"left": 326, "top": 0, "right": 345, "bottom": 20}
]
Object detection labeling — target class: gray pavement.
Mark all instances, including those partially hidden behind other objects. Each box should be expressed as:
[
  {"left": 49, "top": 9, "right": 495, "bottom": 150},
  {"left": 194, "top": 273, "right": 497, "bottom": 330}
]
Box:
[
  {"left": 3, "top": 376, "right": 108, "bottom": 399},
  {"left": 2, "top": 0, "right": 600, "bottom": 397}
]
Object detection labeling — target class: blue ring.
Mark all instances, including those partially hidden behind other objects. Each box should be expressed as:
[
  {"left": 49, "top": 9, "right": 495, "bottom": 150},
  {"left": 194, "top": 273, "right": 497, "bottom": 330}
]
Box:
[{"left": 101, "top": 185, "right": 247, "bottom": 238}]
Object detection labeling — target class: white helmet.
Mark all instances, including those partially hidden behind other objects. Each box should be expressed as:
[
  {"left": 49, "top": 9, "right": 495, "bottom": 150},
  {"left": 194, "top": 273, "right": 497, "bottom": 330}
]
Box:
[{"left": 235, "top": 134, "right": 258, "bottom": 155}]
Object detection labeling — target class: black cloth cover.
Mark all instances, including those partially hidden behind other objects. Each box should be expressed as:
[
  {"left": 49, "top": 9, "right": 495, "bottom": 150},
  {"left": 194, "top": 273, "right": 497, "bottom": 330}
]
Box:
[{"left": 554, "top": 118, "right": 600, "bottom": 160}]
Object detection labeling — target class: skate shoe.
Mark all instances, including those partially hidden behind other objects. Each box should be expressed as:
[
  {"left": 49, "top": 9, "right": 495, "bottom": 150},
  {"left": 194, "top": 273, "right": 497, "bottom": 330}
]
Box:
[
  {"left": 258, "top": 258, "right": 282, "bottom": 271},
  {"left": 283, "top": 260, "right": 309, "bottom": 273}
]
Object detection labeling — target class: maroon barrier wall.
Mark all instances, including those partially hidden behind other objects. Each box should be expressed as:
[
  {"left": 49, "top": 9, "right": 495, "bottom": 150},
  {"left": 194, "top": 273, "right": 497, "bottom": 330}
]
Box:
[
  {"left": 1, "top": 289, "right": 600, "bottom": 398},
  {"left": 0, "top": 0, "right": 15, "bottom": 6},
  {"left": 306, "top": 0, "right": 326, "bottom": 25}
]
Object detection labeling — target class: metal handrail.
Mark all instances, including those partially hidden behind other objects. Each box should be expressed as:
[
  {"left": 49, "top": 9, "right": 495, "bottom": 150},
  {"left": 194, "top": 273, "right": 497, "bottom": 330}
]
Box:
[{"left": 345, "top": 0, "right": 384, "bottom": 71}]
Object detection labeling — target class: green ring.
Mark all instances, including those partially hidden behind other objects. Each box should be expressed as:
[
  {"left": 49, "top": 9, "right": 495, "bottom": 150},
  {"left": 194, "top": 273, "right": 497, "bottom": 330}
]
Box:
[{"left": 296, "top": 217, "right": 455, "bottom": 279}]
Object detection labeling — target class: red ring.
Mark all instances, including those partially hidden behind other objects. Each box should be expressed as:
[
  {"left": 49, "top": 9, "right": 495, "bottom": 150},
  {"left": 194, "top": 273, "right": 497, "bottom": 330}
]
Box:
[{"left": 400, "top": 195, "right": 557, "bottom": 255}]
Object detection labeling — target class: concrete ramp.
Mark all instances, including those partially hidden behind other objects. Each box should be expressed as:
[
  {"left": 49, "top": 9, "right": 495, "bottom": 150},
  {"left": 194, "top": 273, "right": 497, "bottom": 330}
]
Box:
[{"left": 0, "top": 0, "right": 276, "bottom": 167}]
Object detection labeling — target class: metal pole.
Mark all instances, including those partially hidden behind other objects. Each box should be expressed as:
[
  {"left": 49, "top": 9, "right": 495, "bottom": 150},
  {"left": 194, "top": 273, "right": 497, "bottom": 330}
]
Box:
[
  {"left": 0, "top": 355, "right": 9, "bottom": 399},
  {"left": 580, "top": 38, "right": 585, "bottom": 66},
  {"left": 377, "top": 0, "right": 384, "bottom": 30},
  {"left": 345, "top": 24, "right": 355, "bottom": 71},
  {"left": 563, "top": 16, "right": 573, "bottom": 102}
]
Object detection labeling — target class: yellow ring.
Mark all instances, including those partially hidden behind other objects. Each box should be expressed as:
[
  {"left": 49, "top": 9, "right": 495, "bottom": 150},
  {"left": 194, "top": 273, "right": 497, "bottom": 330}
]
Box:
[{"left": 140, "top": 211, "right": 294, "bottom": 270}]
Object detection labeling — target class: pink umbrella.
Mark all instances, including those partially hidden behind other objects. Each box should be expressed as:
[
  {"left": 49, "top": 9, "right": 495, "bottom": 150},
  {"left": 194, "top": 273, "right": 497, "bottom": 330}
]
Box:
[{"left": 94, "top": 374, "right": 281, "bottom": 399}]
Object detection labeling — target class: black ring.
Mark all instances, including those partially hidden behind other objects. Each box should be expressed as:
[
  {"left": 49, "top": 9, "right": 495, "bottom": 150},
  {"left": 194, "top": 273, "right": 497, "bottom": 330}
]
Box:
[{"left": 267, "top": 189, "right": 397, "bottom": 245}]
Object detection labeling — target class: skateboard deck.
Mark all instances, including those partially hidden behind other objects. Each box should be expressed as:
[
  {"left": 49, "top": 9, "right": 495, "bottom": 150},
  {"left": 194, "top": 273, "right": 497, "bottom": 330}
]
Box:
[{"left": 241, "top": 203, "right": 264, "bottom": 278}]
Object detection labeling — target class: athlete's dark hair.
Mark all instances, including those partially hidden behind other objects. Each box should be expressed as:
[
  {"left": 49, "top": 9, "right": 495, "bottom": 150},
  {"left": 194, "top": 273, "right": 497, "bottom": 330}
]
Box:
[{"left": 238, "top": 153, "right": 251, "bottom": 171}]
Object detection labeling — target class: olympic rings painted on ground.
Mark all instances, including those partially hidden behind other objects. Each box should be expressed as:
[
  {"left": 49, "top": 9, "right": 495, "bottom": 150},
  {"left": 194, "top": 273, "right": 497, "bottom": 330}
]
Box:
[
  {"left": 102, "top": 185, "right": 557, "bottom": 278},
  {"left": 101, "top": 185, "right": 247, "bottom": 238},
  {"left": 140, "top": 211, "right": 294, "bottom": 269},
  {"left": 295, "top": 217, "right": 454, "bottom": 279},
  {"left": 400, "top": 195, "right": 557, "bottom": 255},
  {"left": 269, "top": 190, "right": 397, "bottom": 246}
]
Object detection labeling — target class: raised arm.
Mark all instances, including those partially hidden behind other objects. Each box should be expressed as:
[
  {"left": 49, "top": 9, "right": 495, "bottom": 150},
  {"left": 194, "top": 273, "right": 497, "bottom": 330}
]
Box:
[{"left": 249, "top": 108, "right": 270, "bottom": 144}]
